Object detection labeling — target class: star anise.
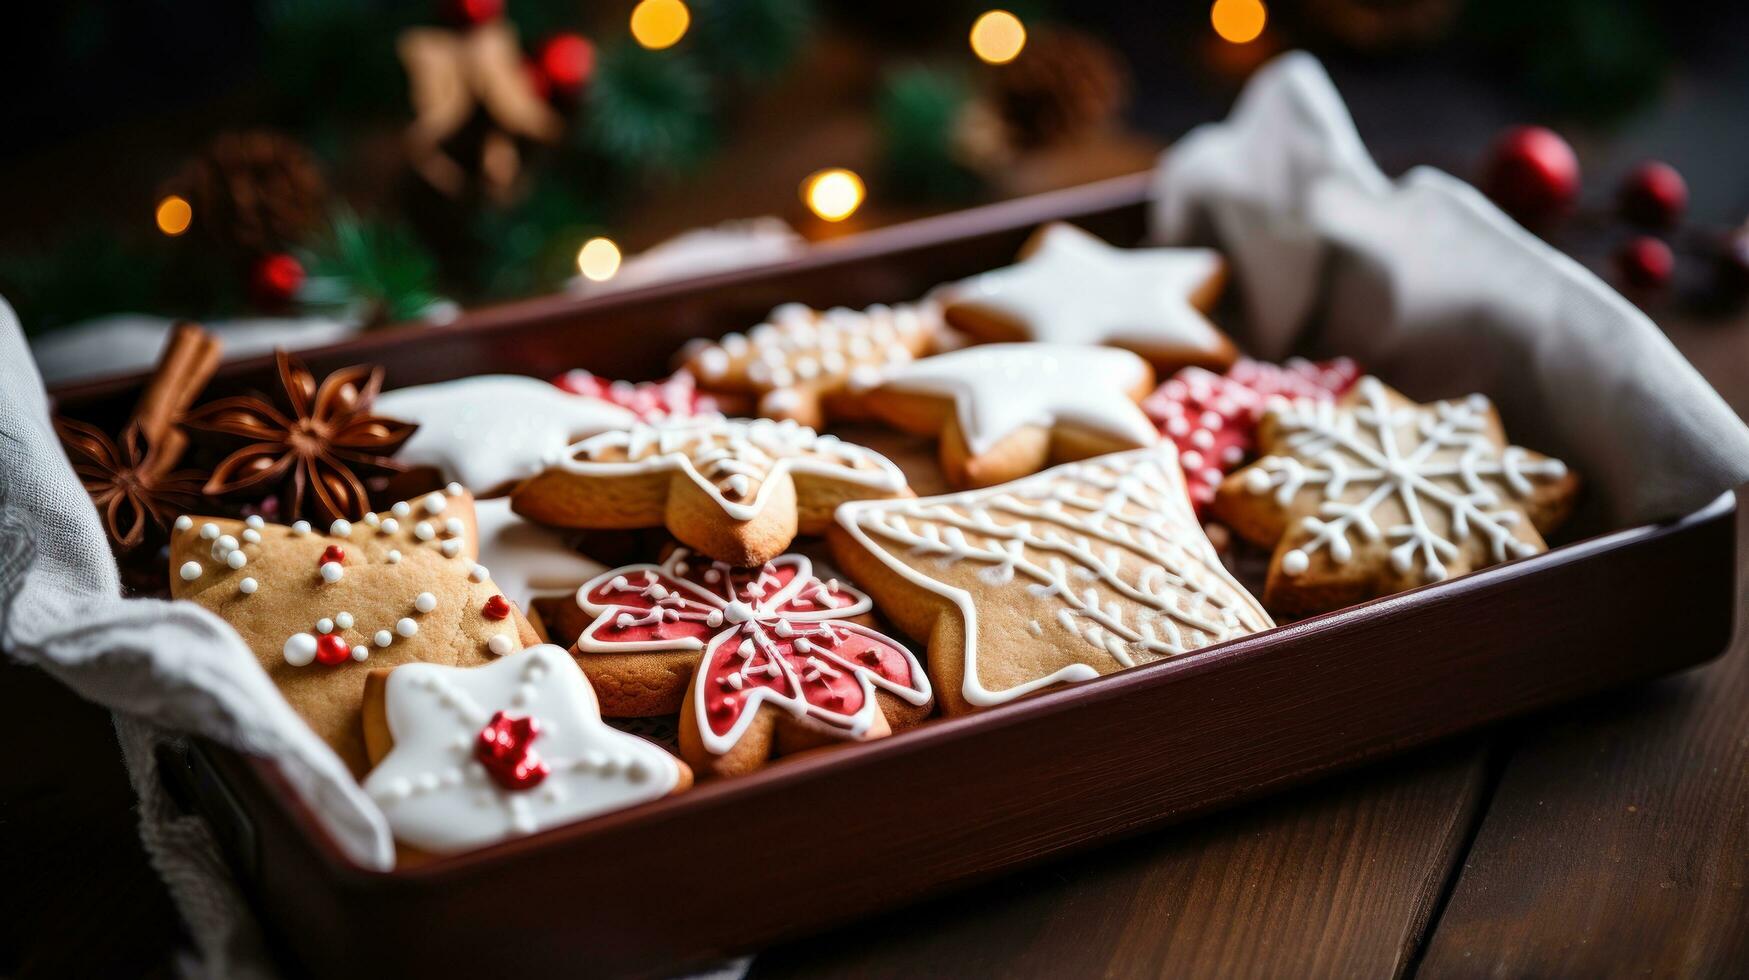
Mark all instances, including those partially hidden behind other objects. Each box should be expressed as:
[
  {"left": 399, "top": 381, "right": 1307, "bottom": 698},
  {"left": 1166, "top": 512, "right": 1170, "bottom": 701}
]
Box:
[
  {"left": 181, "top": 350, "right": 417, "bottom": 523},
  {"left": 56, "top": 418, "right": 207, "bottom": 551}
]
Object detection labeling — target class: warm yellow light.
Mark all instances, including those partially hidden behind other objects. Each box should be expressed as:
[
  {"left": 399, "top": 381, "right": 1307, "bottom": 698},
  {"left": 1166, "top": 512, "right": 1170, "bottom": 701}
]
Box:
[
  {"left": 969, "top": 10, "right": 1027, "bottom": 65},
  {"left": 155, "top": 195, "right": 193, "bottom": 236},
  {"left": 630, "top": 0, "right": 690, "bottom": 50},
  {"left": 577, "top": 237, "right": 622, "bottom": 281},
  {"left": 802, "top": 168, "right": 865, "bottom": 223},
  {"left": 1211, "top": 0, "right": 1267, "bottom": 44}
]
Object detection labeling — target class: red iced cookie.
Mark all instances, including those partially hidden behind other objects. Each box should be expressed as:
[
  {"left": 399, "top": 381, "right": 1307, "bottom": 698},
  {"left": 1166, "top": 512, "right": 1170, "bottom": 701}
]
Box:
[{"left": 551, "top": 369, "right": 717, "bottom": 420}]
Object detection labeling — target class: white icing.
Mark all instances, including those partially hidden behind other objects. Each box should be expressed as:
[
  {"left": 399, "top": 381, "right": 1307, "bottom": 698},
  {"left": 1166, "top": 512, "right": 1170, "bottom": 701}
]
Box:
[
  {"left": 362, "top": 645, "right": 680, "bottom": 854},
  {"left": 835, "top": 444, "right": 1271, "bottom": 707},
  {"left": 376, "top": 375, "right": 636, "bottom": 492},
  {"left": 556, "top": 414, "right": 907, "bottom": 523},
  {"left": 947, "top": 222, "right": 1228, "bottom": 355},
  {"left": 472, "top": 498, "right": 608, "bottom": 605},
  {"left": 1238, "top": 377, "right": 1569, "bottom": 582},
  {"left": 875, "top": 343, "right": 1160, "bottom": 456}
]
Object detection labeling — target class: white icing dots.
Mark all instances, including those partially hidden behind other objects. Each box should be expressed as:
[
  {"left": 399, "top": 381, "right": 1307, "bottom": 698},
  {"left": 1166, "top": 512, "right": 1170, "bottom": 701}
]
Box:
[
  {"left": 242, "top": 528, "right": 262, "bottom": 544},
  {"left": 199, "top": 522, "right": 219, "bottom": 540},
  {"left": 380, "top": 518, "right": 401, "bottom": 535},
  {"left": 392, "top": 501, "right": 412, "bottom": 518},
  {"left": 488, "top": 634, "right": 514, "bottom": 656},
  {"left": 245, "top": 515, "right": 265, "bottom": 530},
  {"left": 422, "top": 492, "right": 447, "bottom": 514},
  {"left": 446, "top": 482, "right": 464, "bottom": 496},
  {"left": 441, "top": 540, "right": 462, "bottom": 558},
  {"left": 396, "top": 617, "right": 419, "bottom": 638},
  {"left": 1281, "top": 549, "right": 1310, "bottom": 575},
  {"left": 336, "top": 611, "right": 355, "bottom": 629},
  {"left": 292, "top": 520, "right": 311, "bottom": 536},
  {"left": 375, "top": 630, "right": 394, "bottom": 648},
  {"left": 239, "top": 577, "right": 258, "bottom": 595},
  {"left": 330, "top": 519, "right": 353, "bottom": 538},
  {"left": 174, "top": 515, "right": 193, "bottom": 532},
  {"left": 283, "top": 633, "right": 318, "bottom": 667},
  {"left": 387, "top": 549, "right": 403, "bottom": 564},
  {"left": 470, "top": 564, "right": 489, "bottom": 583},
  {"left": 226, "top": 550, "right": 248, "bottom": 570},
  {"left": 351, "top": 645, "right": 370, "bottom": 662},
  {"left": 414, "top": 592, "right": 437, "bottom": 613},
  {"left": 179, "top": 561, "right": 202, "bottom": 581},
  {"left": 320, "top": 561, "right": 345, "bottom": 584},
  {"left": 443, "top": 517, "right": 464, "bottom": 537},
  {"left": 415, "top": 521, "right": 435, "bottom": 541}
]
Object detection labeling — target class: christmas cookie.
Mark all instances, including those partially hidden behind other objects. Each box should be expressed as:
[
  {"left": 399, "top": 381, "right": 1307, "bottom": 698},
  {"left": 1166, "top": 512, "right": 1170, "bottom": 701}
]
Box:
[
  {"left": 361, "top": 645, "right": 689, "bottom": 858},
  {"left": 1143, "top": 357, "right": 1362, "bottom": 513},
  {"left": 375, "top": 374, "right": 635, "bottom": 495},
  {"left": 551, "top": 368, "right": 718, "bottom": 419},
  {"left": 831, "top": 445, "right": 1273, "bottom": 716},
  {"left": 679, "top": 301, "right": 942, "bottom": 429},
  {"left": 573, "top": 548, "right": 931, "bottom": 778},
  {"left": 510, "top": 415, "right": 912, "bottom": 567},
  {"left": 862, "top": 343, "right": 1159, "bottom": 490},
  {"left": 939, "top": 222, "right": 1237, "bottom": 372},
  {"left": 168, "top": 486, "right": 541, "bottom": 773},
  {"left": 1213, "top": 377, "right": 1580, "bottom": 617}
]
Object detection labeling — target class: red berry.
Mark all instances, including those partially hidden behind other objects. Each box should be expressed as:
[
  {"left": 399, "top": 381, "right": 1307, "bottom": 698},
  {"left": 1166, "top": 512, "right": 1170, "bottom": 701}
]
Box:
[
  {"left": 537, "top": 33, "right": 595, "bottom": 94},
  {"left": 1614, "top": 236, "right": 1675, "bottom": 291},
  {"left": 320, "top": 545, "right": 345, "bottom": 566},
  {"left": 250, "top": 253, "right": 305, "bottom": 307},
  {"left": 1617, "top": 161, "right": 1687, "bottom": 229},
  {"left": 315, "top": 634, "right": 351, "bottom": 666},
  {"left": 482, "top": 594, "right": 511, "bottom": 620},
  {"left": 1482, "top": 125, "right": 1580, "bottom": 225}
]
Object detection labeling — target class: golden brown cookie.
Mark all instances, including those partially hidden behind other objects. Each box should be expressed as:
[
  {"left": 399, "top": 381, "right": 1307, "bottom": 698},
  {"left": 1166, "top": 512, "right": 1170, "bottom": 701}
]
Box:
[
  {"left": 510, "top": 415, "right": 913, "bottom": 566},
  {"left": 831, "top": 445, "right": 1273, "bottom": 716},
  {"left": 861, "top": 343, "right": 1160, "bottom": 489},
  {"left": 360, "top": 644, "right": 690, "bottom": 859},
  {"left": 939, "top": 221, "right": 1237, "bottom": 372},
  {"left": 1212, "top": 377, "right": 1580, "bottom": 617},
  {"left": 571, "top": 547, "right": 932, "bottom": 779},
  {"left": 168, "top": 485, "right": 540, "bottom": 774}
]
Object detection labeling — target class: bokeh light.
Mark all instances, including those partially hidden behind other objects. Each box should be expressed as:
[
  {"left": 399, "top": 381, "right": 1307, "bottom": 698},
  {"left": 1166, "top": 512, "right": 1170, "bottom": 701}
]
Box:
[
  {"left": 155, "top": 195, "right": 193, "bottom": 236},
  {"left": 970, "top": 10, "right": 1027, "bottom": 65},
  {"left": 577, "top": 237, "right": 622, "bottom": 281},
  {"left": 630, "top": 0, "right": 691, "bottom": 50},
  {"left": 1211, "top": 0, "right": 1267, "bottom": 44},
  {"left": 802, "top": 168, "right": 866, "bottom": 222}
]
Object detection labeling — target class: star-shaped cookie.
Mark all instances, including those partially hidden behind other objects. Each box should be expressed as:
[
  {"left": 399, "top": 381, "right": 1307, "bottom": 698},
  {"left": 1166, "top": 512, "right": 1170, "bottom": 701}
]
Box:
[
  {"left": 169, "top": 486, "right": 541, "bottom": 774},
  {"left": 1212, "top": 377, "right": 1580, "bottom": 617},
  {"left": 509, "top": 415, "right": 912, "bottom": 566},
  {"left": 863, "top": 343, "right": 1160, "bottom": 489},
  {"left": 376, "top": 375, "right": 636, "bottom": 495},
  {"left": 940, "top": 222, "right": 1238, "bottom": 372}
]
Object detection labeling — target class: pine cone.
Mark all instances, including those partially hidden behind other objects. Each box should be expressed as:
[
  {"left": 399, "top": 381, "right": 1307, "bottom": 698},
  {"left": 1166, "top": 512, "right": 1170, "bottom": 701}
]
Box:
[
  {"left": 167, "top": 130, "right": 328, "bottom": 256},
  {"left": 990, "top": 28, "right": 1129, "bottom": 149}
]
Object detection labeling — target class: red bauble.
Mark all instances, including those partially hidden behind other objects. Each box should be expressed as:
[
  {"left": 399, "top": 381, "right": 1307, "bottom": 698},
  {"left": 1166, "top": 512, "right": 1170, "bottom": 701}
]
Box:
[
  {"left": 1617, "top": 161, "right": 1688, "bottom": 229},
  {"left": 315, "top": 634, "right": 351, "bottom": 666},
  {"left": 1482, "top": 125, "right": 1581, "bottom": 225},
  {"left": 446, "top": 0, "right": 503, "bottom": 27},
  {"left": 251, "top": 253, "right": 305, "bottom": 307},
  {"left": 1614, "top": 236, "right": 1675, "bottom": 291},
  {"left": 537, "top": 33, "right": 595, "bottom": 95}
]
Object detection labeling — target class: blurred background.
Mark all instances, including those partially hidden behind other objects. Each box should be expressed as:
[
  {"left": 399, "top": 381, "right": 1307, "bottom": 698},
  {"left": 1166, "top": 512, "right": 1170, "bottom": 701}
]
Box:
[{"left": 4, "top": 0, "right": 1748, "bottom": 383}]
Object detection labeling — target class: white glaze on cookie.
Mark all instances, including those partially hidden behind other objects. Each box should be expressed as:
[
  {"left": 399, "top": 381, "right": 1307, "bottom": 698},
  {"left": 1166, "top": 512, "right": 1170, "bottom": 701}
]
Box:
[{"left": 363, "top": 645, "right": 680, "bottom": 855}]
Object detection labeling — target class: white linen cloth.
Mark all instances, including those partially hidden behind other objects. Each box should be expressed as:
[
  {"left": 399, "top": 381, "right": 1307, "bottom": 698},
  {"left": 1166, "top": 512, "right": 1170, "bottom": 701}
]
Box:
[{"left": 1152, "top": 52, "right": 1749, "bottom": 524}]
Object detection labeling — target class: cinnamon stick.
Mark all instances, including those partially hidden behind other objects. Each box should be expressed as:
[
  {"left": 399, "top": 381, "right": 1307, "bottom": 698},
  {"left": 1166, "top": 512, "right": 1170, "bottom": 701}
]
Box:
[{"left": 133, "top": 321, "right": 222, "bottom": 476}]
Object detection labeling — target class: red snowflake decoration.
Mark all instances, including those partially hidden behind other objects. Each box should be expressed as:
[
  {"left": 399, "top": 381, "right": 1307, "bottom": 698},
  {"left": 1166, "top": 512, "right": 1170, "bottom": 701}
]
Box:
[
  {"left": 551, "top": 369, "right": 717, "bottom": 420},
  {"left": 1143, "top": 357, "right": 1362, "bottom": 513},
  {"left": 576, "top": 548, "right": 930, "bottom": 755}
]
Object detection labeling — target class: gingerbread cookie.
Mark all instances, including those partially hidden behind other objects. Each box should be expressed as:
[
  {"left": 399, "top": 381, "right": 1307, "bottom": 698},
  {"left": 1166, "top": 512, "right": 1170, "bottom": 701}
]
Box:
[
  {"left": 168, "top": 486, "right": 541, "bottom": 773},
  {"left": 551, "top": 368, "right": 718, "bottom": 419},
  {"left": 831, "top": 445, "right": 1273, "bottom": 716},
  {"left": 862, "top": 343, "right": 1159, "bottom": 489},
  {"left": 680, "top": 301, "right": 942, "bottom": 429},
  {"left": 573, "top": 547, "right": 931, "bottom": 778},
  {"left": 939, "top": 222, "right": 1237, "bottom": 372},
  {"left": 511, "top": 415, "right": 912, "bottom": 567},
  {"left": 361, "top": 644, "right": 689, "bottom": 858},
  {"left": 1143, "top": 357, "right": 1361, "bottom": 513},
  {"left": 1213, "top": 377, "right": 1579, "bottom": 617},
  {"left": 375, "top": 374, "right": 636, "bottom": 495}
]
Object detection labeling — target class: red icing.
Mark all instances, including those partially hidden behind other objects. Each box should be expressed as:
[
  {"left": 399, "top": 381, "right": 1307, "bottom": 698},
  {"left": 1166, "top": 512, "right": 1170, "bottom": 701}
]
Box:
[
  {"left": 474, "top": 711, "right": 549, "bottom": 791},
  {"left": 315, "top": 634, "right": 351, "bottom": 666},
  {"left": 320, "top": 544, "right": 345, "bottom": 566},
  {"left": 1142, "top": 357, "right": 1361, "bottom": 514},
  {"left": 579, "top": 552, "right": 923, "bottom": 746},
  {"left": 551, "top": 369, "right": 718, "bottom": 421},
  {"left": 482, "top": 594, "right": 511, "bottom": 620}
]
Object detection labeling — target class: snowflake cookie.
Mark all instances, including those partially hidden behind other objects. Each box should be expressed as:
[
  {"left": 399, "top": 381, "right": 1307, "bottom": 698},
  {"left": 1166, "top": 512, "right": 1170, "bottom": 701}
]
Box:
[
  {"left": 510, "top": 414, "right": 912, "bottom": 567},
  {"left": 168, "top": 486, "right": 542, "bottom": 774},
  {"left": 551, "top": 368, "right": 718, "bottom": 420},
  {"left": 938, "top": 222, "right": 1238, "bottom": 372},
  {"left": 831, "top": 444, "right": 1273, "bottom": 716},
  {"left": 361, "top": 645, "right": 688, "bottom": 857},
  {"left": 679, "top": 300, "right": 943, "bottom": 429},
  {"left": 573, "top": 548, "right": 932, "bottom": 778},
  {"left": 1212, "top": 377, "right": 1580, "bottom": 617}
]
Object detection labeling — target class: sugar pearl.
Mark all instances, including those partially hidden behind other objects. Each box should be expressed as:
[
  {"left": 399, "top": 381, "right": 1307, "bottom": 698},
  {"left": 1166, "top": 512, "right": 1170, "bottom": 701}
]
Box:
[
  {"left": 242, "top": 528, "right": 261, "bottom": 544},
  {"left": 292, "top": 521, "right": 311, "bottom": 536},
  {"left": 488, "top": 634, "right": 514, "bottom": 656},
  {"left": 351, "top": 645, "right": 369, "bottom": 662},
  {"left": 391, "top": 500, "right": 412, "bottom": 518},
  {"left": 245, "top": 515, "right": 265, "bottom": 530},
  {"left": 422, "top": 492, "right": 447, "bottom": 514},
  {"left": 414, "top": 592, "right": 437, "bottom": 613},
  {"left": 179, "top": 561, "right": 202, "bottom": 581},
  {"left": 199, "top": 523, "right": 220, "bottom": 540},
  {"left": 414, "top": 521, "right": 435, "bottom": 541},
  {"left": 363, "top": 512, "right": 380, "bottom": 528},
  {"left": 330, "top": 519, "right": 353, "bottom": 538},
  {"left": 320, "top": 561, "right": 344, "bottom": 583},
  {"left": 239, "top": 577, "right": 258, "bottom": 595},
  {"left": 470, "top": 564, "right": 489, "bottom": 582},
  {"left": 226, "top": 550, "right": 248, "bottom": 570},
  {"left": 336, "top": 611, "right": 354, "bottom": 629},
  {"left": 386, "top": 549, "right": 402, "bottom": 564},
  {"left": 379, "top": 518, "right": 400, "bottom": 535},
  {"left": 445, "top": 482, "right": 464, "bottom": 496},
  {"left": 174, "top": 515, "right": 193, "bottom": 532},
  {"left": 396, "top": 617, "right": 419, "bottom": 638},
  {"left": 443, "top": 518, "right": 464, "bottom": 537},
  {"left": 283, "top": 633, "right": 318, "bottom": 667},
  {"left": 316, "top": 618, "right": 334, "bottom": 634},
  {"left": 215, "top": 534, "right": 238, "bottom": 553},
  {"left": 374, "top": 630, "right": 394, "bottom": 648},
  {"left": 440, "top": 540, "right": 461, "bottom": 557}
]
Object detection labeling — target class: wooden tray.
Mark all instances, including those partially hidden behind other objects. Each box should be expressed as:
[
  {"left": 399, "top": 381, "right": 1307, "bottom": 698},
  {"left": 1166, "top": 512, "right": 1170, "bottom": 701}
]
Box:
[{"left": 53, "top": 173, "right": 1738, "bottom": 979}]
